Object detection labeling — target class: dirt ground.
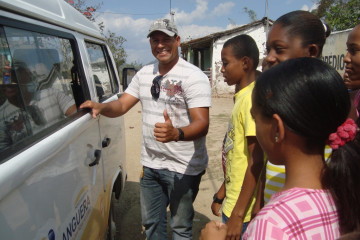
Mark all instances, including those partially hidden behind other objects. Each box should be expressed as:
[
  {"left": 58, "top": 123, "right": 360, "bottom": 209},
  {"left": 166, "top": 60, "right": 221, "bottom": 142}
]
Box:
[{"left": 115, "top": 97, "right": 234, "bottom": 240}]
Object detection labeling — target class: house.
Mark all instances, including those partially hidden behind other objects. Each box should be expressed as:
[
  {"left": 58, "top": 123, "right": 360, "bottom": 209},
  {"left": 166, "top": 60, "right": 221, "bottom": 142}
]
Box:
[{"left": 181, "top": 17, "right": 273, "bottom": 97}]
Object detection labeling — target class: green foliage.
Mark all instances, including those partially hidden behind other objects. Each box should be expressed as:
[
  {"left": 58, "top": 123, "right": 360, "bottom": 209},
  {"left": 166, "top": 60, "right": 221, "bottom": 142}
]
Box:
[
  {"left": 104, "top": 31, "right": 127, "bottom": 69},
  {"left": 64, "top": 0, "right": 101, "bottom": 22},
  {"left": 325, "top": 0, "right": 360, "bottom": 31},
  {"left": 313, "top": 0, "right": 360, "bottom": 31},
  {"left": 243, "top": 7, "right": 258, "bottom": 22},
  {"left": 64, "top": 0, "right": 127, "bottom": 68},
  {"left": 313, "top": 0, "right": 334, "bottom": 17}
]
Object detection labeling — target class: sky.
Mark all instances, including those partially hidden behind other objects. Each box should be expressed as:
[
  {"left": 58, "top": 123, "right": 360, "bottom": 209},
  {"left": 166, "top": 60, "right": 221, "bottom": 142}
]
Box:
[{"left": 94, "top": 0, "right": 319, "bottom": 65}]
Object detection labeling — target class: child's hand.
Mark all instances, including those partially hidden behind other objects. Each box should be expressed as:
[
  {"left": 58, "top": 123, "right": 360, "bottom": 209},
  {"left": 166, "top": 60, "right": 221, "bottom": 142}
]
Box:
[
  {"left": 200, "top": 221, "right": 227, "bottom": 240},
  {"left": 211, "top": 202, "right": 222, "bottom": 217},
  {"left": 226, "top": 215, "right": 243, "bottom": 240}
]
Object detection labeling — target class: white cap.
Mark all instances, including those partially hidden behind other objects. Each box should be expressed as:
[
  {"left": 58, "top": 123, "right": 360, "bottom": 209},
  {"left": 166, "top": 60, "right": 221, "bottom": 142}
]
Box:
[{"left": 147, "top": 18, "right": 178, "bottom": 38}]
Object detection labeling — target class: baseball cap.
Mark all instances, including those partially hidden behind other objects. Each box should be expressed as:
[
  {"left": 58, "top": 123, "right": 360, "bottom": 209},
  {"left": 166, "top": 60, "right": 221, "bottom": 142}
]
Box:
[{"left": 147, "top": 18, "right": 178, "bottom": 38}]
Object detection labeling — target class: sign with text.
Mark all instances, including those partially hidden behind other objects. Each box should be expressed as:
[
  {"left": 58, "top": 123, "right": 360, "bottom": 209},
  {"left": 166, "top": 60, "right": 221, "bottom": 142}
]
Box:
[{"left": 322, "top": 28, "right": 352, "bottom": 77}]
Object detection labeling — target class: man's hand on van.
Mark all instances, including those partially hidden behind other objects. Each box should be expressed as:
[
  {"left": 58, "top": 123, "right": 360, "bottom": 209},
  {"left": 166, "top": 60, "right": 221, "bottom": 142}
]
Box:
[
  {"left": 154, "top": 109, "right": 178, "bottom": 143},
  {"left": 80, "top": 100, "right": 102, "bottom": 118}
]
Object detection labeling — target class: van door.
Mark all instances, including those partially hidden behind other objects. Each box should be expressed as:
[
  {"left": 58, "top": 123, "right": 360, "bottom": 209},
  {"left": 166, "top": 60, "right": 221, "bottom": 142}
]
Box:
[
  {"left": 84, "top": 41, "right": 126, "bottom": 213},
  {"left": 0, "top": 21, "right": 108, "bottom": 239}
]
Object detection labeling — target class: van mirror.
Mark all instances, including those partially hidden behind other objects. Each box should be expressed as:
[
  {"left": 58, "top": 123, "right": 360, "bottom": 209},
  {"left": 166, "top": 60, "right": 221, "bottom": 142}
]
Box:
[{"left": 122, "top": 67, "right": 136, "bottom": 91}]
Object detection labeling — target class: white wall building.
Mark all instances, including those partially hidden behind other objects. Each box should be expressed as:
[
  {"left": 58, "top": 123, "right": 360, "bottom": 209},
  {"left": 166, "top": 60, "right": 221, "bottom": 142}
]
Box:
[
  {"left": 322, "top": 28, "right": 352, "bottom": 77},
  {"left": 181, "top": 18, "right": 273, "bottom": 97},
  {"left": 181, "top": 19, "right": 352, "bottom": 97}
]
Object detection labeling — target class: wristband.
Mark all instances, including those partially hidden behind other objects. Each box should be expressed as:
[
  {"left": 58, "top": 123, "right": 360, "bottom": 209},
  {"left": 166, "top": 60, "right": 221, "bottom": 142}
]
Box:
[
  {"left": 177, "top": 128, "right": 184, "bottom": 141},
  {"left": 213, "top": 193, "right": 224, "bottom": 204}
]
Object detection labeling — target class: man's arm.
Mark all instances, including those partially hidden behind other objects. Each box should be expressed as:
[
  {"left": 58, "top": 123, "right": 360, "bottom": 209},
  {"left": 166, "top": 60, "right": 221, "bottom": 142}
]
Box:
[
  {"left": 80, "top": 93, "right": 139, "bottom": 118},
  {"left": 225, "top": 136, "right": 264, "bottom": 240},
  {"left": 65, "top": 104, "right": 77, "bottom": 116},
  {"left": 154, "top": 107, "right": 209, "bottom": 143}
]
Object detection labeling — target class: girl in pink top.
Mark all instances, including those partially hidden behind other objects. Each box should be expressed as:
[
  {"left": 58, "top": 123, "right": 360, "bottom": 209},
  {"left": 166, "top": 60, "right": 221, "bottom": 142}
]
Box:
[
  {"left": 244, "top": 58, "right": 360, "bottom": 239},
  {"left": 200, "top": 58, "right": 360, "bottom": 239}
]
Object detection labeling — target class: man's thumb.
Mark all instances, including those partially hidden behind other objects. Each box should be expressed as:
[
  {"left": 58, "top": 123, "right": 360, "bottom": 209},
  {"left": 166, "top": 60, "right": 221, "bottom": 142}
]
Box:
[{"left": 163, "top": 109, "right": 171, "bottom": 122}]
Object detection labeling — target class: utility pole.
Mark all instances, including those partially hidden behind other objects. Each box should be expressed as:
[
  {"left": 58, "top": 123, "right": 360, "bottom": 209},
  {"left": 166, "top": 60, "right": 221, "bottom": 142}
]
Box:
[
  {"left": 266, "top": 0, "right": 269, "bottom": 40},
  {"left": 170, "top": 11, "right": 175, "bottom": 23},
  {"left": 170, "top": 0, "right": 175, "bottom": 23}
]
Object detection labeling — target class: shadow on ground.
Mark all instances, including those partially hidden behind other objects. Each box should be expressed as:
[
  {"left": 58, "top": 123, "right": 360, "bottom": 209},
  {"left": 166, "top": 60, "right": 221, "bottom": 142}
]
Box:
[{"left": 114, "top": 181, "right": 211, "bottom": 240}]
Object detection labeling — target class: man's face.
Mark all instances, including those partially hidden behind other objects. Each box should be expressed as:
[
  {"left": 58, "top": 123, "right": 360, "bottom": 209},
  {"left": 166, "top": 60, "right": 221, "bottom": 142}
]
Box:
[{"left": 149, "top": 31, "right": 180, "bottom": 66}]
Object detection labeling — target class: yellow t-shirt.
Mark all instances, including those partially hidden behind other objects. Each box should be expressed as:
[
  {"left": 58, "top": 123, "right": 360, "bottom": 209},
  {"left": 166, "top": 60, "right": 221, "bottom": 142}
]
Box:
[
  {"left": 222, "top": 81, "right": 257, "bottom": 223},
  {"left": 264, "top": 146, "right": 333, "bottom": 204}
]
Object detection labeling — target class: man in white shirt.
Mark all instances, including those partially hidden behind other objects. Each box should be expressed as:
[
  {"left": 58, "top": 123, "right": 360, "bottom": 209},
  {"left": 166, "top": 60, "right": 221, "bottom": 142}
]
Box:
[{"left": 80, "top": 18, "right": 211, "bottom": 239}]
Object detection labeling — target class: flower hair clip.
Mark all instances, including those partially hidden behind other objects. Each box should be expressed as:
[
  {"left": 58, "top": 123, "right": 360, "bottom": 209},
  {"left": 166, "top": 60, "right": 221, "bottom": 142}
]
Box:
[{"left": 327, "top": 118, "right": 359, "bottom": 150}]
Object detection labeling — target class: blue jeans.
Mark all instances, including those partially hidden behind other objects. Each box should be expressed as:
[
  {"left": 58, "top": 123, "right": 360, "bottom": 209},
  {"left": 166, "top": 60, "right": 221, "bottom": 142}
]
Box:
[
  {"left": 222, "top": 212, "right": 249, "bottom": 239},
  {"left": 140, "top": 167, "right": 204, "bottom": 240}
]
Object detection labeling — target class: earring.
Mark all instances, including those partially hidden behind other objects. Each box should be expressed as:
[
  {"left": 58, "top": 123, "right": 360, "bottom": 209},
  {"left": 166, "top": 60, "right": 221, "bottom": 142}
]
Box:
[{"left": 274, "top": 136, "right": 279, "bottom": 143}]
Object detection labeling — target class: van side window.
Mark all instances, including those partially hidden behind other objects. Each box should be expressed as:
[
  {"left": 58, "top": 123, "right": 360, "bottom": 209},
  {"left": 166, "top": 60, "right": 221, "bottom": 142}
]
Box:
[
  {"left": 0, "top": 26, "right": 77, "bottom": 153},
  {"left": 85, "top": 42, "right": 118, "bottom": 101}
]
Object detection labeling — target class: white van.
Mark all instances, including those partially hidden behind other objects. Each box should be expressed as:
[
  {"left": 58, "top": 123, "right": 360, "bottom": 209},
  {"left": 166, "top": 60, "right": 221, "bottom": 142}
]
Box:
[{"left": 0, "top": 0, "right": 127, "bottom": 239}]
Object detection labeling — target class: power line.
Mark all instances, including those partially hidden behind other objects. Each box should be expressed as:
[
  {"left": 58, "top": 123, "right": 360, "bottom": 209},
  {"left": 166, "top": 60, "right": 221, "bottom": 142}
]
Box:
[{"left": 96, "top": 11, "right": 167, "bottom": 16}]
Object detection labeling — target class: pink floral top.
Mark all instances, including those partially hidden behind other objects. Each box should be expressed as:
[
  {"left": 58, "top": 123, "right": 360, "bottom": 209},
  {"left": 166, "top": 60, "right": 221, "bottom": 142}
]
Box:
[{"left": 243, "top": 188, "right": 340, "bottom": 240}]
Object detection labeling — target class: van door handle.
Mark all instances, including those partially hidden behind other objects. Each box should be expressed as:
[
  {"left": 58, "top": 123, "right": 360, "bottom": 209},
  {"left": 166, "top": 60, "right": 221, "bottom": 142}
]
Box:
[
  {"left": 102, "top": 137, "right": 111, "bottom": 148},
  {"left": 89, "top": 149, "right": 101, "bottom": 167}
]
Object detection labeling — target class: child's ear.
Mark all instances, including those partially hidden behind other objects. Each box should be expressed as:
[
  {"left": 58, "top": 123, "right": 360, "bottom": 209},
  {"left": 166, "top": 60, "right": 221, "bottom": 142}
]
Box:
[
  {"left": 242, "top": 56, "right": 250, "bottom": 71},
  {"left": 307, "top": 44, "right": 320, "bottom": 58},
  {"left": 272, "top": 113, "right": 285, "bottom": 143}
]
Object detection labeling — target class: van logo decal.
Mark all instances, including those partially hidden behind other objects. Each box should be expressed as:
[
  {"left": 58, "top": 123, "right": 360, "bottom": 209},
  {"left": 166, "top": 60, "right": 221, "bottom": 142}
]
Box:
[{"left": 62, "top": 195, "right": 91, "bottom": 240}]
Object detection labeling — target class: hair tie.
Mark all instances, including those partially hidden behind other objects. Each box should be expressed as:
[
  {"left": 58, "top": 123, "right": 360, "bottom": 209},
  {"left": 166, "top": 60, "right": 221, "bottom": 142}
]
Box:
[
  {"left": 327, "top": 118, "right": 358, "bottom": 150},
  {"left": 322, "top": 23, "right": 327, "bottom": 34}
]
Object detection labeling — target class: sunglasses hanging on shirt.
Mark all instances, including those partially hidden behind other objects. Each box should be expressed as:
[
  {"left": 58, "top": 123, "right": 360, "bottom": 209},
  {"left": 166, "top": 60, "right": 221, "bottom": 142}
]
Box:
[{"left": 150, "top": 75, "right": 163, "bottom": 100}]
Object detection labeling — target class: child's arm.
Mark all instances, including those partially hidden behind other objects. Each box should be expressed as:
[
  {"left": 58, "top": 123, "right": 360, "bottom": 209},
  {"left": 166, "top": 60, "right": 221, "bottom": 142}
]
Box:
[
  {"left": 211, "top": 181, "right": 226, "bottom": 217},
  {"left": 251, "top": 160, "right": 266, "bottom": 219},
  {"left": 225, "top": 136, "right": 264, "bottom": 239}
]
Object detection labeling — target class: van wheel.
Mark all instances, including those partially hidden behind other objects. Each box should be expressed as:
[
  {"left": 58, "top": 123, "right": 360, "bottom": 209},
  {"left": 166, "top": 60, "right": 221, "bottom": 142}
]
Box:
[{"left": 107, "top": 192, "right": 117, "bottom": 240}]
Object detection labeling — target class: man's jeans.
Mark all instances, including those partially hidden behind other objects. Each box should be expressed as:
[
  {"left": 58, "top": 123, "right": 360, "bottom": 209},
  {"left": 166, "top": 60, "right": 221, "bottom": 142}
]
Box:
[{"left": 140, "top": 167, "right": 204, "bottom": 240}]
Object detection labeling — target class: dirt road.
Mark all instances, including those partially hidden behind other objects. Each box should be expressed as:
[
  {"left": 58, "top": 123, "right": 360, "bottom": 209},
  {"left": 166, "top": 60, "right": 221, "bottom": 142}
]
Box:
[{"left": 115, "top": 97, "right": 234, "bottom": 240}]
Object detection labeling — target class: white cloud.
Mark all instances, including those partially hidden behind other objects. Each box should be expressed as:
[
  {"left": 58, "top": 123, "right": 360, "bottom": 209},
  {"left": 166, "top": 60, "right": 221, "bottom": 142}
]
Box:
[
  {"left": 301, "top": 4, "right": 309, "bottom": 11},
  {"left": 98, "top": 15, "right": 151, "bottom": 38},
  {"left": 300, "top": 2, "right": 319, "bottom": 12},
  {"left": 211, "top": 2, "right": 235, "bottom": 16},
  {"left": 96, "top": 0, "right": 227, "bottom": 64},
  {"left": 309, "top": 3, "right": 319, "bottom": 12},
  {"left": 96, "top": 14, "right": 155, "bottom": 64},
  {"left": 180, "top": 24, "right": 224, "bottom": 42},
  {"left": 225, "top": 23, "right": 243, "bottom": 30},
  {"left": 172, "top": 0, "right": 208, "bottom": 25}
]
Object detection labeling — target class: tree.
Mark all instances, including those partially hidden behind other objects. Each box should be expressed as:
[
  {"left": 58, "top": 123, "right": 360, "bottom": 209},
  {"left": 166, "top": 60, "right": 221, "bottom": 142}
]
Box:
[
  {"left": 243, "top": 7, "right": 258, "bottom": 22},
  {"left": 313, "top": 0, "right": 360, "bottom": 31},
  {"left": 105, "top": 31, "right": 127, "bottom": 67},
  {"left": 64, "top": 0, "right": 127, "bottom": 69},
  {"left": 65, "top": 0, "right": 101, "bottom": 22}
]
